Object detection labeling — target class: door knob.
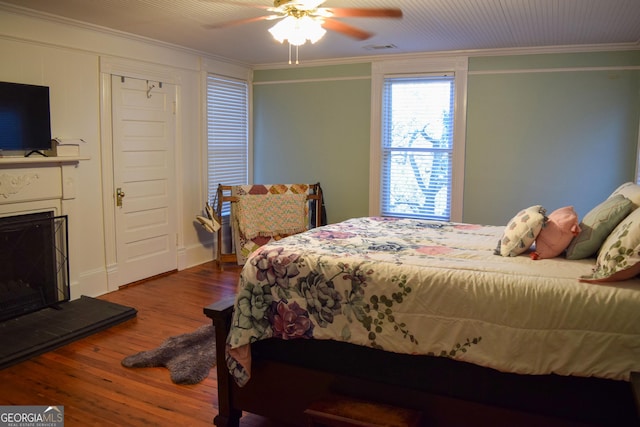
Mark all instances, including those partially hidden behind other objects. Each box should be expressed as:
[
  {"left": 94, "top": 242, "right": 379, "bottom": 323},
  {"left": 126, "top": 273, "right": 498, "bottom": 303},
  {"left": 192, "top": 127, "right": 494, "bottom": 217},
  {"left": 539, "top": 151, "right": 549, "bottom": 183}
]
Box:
[{"left": 116, "top": 187, "right": 126, "bottom": 207}]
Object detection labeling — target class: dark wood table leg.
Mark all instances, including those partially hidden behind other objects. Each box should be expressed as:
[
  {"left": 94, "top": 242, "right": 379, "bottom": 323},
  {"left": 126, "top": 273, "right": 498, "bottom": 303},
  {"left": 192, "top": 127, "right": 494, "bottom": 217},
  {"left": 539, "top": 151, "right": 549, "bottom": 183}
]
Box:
[{"left": 631, "top": 371, "right": 640, "bottom": 421}]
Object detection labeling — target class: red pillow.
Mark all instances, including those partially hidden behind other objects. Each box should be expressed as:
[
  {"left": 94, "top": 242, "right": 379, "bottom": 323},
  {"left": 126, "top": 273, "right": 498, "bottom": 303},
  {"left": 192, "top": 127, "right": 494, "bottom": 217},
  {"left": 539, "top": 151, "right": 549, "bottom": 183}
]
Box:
[{"left": 532, "top": 206, "right": 581, "bottom": 260}]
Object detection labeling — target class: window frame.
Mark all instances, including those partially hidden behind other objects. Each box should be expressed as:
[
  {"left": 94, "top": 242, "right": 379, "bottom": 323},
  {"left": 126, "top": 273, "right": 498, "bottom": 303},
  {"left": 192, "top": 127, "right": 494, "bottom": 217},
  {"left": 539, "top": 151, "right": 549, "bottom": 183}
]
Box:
[
  {"left": 203, "top": 70, "right": 252, "bottom": 212},
  {"left": 370, "top": 56, "right": 468, "bottom": 222}
]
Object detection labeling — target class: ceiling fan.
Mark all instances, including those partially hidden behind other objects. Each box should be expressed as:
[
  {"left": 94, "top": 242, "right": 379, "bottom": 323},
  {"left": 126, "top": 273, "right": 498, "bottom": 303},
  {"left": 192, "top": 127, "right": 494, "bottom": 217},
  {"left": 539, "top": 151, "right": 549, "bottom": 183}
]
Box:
[{"left": 205, "top": 0, "right": 402, "bottom": 62}]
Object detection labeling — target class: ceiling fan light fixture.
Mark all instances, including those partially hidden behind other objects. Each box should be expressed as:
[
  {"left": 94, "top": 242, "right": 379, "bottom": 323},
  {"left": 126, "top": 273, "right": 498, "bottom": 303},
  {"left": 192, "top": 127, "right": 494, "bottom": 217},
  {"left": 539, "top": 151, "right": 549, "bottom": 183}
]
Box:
[{"left": 269, "top": 15, "right": 326, "bottom": 46}]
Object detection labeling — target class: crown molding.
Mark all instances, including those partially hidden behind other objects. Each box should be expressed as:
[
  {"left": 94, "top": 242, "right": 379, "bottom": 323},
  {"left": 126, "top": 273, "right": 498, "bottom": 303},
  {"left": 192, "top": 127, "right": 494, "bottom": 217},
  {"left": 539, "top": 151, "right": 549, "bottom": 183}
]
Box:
[{"left": 253, "top": 42, "right": 640, "bottom": 70}]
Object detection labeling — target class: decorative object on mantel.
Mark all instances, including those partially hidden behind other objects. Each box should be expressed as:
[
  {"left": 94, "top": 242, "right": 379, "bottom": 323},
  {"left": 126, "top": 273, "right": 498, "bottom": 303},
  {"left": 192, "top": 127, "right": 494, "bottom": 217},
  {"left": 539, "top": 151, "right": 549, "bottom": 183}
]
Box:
[
  {"left": 52, "top": 138, "right": 85, "bottom": 157},
  {"left": 121, "top": 324, "right": 216, "bottom": 385},
  {"left": 0, "top": 172, "right": 38, "bottom": 199}
]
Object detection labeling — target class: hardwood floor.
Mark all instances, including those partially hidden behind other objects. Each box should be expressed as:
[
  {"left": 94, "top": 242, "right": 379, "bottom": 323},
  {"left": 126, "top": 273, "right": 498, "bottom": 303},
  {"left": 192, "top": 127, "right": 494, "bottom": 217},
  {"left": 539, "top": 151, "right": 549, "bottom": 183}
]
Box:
[
  {"left": 0, "top": 262, "right": 275, "bottom": 427},
  {"left": 1, "top": 262, "right": 625, "bottom": 427}
]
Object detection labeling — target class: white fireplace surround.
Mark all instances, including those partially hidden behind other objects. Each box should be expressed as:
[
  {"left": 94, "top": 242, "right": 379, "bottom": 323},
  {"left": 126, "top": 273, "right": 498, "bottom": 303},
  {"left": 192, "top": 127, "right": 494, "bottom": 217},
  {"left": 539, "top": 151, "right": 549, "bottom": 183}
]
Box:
[{"left": 0, "top": 156, "right": 87, "bottom": 219}]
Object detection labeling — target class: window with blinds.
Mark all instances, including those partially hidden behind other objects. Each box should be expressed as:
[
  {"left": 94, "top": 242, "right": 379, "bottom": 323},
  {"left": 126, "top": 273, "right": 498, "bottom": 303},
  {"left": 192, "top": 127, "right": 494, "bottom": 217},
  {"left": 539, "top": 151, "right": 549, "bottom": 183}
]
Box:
[
  {"left": 206, "top": 74, "right": 249, "bottom": 215},
  {"left": 381, "top": 74, "right": 455, "bottom": 221}
]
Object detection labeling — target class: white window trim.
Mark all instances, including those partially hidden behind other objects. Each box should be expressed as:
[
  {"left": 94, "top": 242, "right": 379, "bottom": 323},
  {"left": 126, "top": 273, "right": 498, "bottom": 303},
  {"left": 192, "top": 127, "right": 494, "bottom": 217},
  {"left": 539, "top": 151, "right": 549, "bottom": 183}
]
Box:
[
  {"left": 370, "top": 56, "right": 468, "bottom": 222},
  {"left": 200, "top": 60, "right": 253, "bottom": 206}
]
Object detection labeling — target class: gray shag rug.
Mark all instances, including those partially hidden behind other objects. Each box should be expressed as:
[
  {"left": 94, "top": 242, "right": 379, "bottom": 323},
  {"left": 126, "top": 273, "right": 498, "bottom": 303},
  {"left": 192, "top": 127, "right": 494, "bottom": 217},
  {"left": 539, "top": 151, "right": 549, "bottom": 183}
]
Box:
[{"left": 121, "top": 324, "right": 216, "bottom": 385}]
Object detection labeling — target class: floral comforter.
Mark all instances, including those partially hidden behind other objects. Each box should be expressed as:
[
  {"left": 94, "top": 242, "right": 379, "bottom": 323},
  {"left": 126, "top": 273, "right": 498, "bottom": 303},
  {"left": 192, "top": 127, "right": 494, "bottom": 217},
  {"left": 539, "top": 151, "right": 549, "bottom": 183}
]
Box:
[{"left": 226, "top": 217, "right": 640, "bottom": 387}]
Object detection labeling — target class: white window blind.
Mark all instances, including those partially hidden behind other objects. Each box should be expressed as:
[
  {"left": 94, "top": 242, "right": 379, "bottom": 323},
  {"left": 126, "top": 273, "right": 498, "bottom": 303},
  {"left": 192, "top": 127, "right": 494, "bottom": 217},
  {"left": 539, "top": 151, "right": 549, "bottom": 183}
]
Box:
[
  {"left": 381, "top": 75, "right": 455, "bottom": 221},
  {"left": 206, "top": 74, "right": 248, "bottom": 214}
]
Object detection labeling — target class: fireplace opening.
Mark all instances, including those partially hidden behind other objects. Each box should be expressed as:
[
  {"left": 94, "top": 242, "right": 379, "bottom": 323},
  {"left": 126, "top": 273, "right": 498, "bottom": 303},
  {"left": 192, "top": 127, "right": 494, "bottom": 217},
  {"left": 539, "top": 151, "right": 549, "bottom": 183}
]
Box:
[{"left": 0, "top": 212, "right": 69, "bottom": 322}]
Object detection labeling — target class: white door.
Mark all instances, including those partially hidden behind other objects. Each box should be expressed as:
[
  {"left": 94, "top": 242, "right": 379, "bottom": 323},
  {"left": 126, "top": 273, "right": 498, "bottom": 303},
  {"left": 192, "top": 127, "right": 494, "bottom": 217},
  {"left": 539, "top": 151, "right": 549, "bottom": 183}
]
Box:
[{"left": 111, "top": 75, "right": 177, "bottom": 286}]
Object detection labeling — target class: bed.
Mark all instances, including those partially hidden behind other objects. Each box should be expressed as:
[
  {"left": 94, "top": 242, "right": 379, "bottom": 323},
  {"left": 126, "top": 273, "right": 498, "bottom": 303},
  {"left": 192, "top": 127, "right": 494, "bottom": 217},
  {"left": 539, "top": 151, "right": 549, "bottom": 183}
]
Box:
[{"left": 205, "top": 208, "right": 640, "bottom": 426}]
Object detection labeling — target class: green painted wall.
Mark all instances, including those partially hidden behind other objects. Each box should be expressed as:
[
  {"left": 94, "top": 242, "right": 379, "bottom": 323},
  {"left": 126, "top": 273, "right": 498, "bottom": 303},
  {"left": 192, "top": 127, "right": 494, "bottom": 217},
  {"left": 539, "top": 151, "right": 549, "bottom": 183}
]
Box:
[
  {"left": 253, "top": 51, "right": 640, "bottom": 226},
  {"left": 253, "top": 63, "right": 371, "bottom": 223},
  {"left": 465, "top": 51, "right": 640, "bottom": 225}
]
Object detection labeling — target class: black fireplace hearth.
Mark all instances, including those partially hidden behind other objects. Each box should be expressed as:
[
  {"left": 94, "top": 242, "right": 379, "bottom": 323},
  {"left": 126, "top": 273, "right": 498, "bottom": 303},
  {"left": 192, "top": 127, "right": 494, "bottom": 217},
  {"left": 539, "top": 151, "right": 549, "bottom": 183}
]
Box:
[{"left": 0, "top": 295, "right": 137, "bottom": 369}]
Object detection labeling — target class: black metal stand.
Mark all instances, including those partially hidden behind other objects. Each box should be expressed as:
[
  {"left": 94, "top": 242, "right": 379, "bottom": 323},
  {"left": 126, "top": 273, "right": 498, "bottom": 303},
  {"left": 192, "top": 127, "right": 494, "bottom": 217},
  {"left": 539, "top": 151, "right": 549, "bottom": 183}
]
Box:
[{"left": 24, "top": 150, "right": 48, "bottom": 157}]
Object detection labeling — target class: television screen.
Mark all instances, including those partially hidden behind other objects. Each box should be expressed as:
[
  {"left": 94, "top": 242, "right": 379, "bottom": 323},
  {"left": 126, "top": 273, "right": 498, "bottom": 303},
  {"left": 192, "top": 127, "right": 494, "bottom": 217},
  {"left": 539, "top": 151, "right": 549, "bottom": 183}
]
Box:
[{"left": 0, "top": 81, "right": 52, "bottom": 155}]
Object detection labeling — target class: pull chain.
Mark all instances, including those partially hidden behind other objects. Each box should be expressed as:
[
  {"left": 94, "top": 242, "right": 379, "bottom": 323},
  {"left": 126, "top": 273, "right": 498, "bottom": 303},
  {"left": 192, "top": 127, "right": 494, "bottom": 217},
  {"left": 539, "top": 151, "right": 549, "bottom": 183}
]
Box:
[{"left": 287, "top": 43, "right": 300, "bottom": 65}]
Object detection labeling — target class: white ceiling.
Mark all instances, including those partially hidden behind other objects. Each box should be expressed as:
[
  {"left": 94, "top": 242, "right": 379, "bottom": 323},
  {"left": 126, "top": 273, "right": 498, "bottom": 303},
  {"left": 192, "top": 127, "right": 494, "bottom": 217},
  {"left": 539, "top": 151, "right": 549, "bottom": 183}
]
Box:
[{"left": 1, "top": 0, "right": 639, "bottom": 66}]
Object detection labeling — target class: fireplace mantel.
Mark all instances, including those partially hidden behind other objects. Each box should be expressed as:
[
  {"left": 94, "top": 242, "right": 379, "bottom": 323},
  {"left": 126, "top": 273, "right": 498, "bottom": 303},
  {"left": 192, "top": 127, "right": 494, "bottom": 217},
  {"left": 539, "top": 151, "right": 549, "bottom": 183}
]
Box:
[
  {"left": 0, "top": 156, "right": 89, "bottom": 217},
  {"left": 0, "top": 156, "right": 89, "bottom": 166}
]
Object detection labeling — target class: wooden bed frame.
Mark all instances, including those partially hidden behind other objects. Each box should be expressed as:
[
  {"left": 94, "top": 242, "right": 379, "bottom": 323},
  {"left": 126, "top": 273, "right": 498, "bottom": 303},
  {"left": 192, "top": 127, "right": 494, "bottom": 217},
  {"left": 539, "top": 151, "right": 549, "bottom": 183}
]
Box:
[{"left": 205, "top": 298, "right": 640, "bottom": 427}]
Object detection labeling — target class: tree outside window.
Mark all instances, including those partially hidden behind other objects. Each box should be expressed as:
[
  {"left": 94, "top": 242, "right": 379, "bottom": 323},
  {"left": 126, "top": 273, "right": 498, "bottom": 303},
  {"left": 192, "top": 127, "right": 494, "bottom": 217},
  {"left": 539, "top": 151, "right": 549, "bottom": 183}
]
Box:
[{"left": 381, "top": 75, "right": 454, "bottom": 220}]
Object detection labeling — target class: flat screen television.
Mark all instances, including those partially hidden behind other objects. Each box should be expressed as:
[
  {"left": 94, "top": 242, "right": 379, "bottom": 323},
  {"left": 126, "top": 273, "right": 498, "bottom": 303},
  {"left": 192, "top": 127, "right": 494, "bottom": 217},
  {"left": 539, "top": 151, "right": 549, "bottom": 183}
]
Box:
[{"left": 0, "top": 81, "right": 52, "bottom": 157}]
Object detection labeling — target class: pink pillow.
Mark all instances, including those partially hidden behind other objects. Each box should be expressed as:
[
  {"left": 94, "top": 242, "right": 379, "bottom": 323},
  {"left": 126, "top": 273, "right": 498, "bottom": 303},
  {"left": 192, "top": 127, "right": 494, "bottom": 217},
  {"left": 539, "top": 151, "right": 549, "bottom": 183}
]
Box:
[{"left": 532, "top": 206, "right": 581, "bottom": 260}]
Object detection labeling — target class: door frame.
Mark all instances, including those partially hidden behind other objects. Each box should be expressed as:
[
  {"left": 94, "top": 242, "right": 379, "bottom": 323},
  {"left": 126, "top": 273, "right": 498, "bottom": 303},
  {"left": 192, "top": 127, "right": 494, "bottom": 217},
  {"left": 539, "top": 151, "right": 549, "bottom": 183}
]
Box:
[{"left": 99, "top": 56, "right": 182, "bottom": 292}]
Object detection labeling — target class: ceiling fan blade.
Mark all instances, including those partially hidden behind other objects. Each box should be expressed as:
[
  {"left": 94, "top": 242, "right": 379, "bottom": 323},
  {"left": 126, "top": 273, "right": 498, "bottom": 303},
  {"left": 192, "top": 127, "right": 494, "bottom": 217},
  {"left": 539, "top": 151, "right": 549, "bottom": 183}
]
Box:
[
  {"left": 322, "top": 19, "right": 372, "bottom": 41},
  {"left": 204, "top": 14, "right": 279, "bottom": 30},
  {"left": 326, "top": 8, "right": 403, "bottom": 18}
]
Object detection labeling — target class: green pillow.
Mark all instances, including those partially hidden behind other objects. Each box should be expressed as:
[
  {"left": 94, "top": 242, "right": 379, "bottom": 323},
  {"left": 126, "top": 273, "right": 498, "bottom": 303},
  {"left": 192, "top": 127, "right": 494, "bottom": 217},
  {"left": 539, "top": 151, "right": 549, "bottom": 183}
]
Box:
[
  {"left": 580, "top": 207, "right": 640, "bottom": 282},
  {"left": 565, "top": 195, "right": 633, "bottom": 260}
]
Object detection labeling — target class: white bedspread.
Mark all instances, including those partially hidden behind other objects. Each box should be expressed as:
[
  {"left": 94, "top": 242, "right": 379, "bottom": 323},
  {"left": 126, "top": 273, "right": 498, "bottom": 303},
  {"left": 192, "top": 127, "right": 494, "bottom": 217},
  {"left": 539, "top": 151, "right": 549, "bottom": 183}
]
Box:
[{"left": 226, "top": 217, "right": 640, "bottom": 386}]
